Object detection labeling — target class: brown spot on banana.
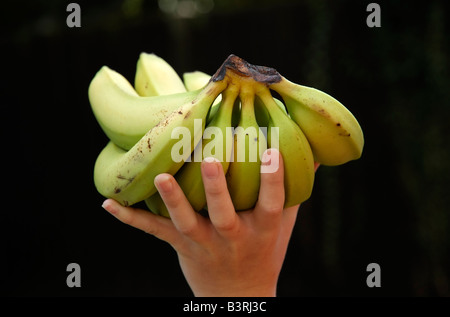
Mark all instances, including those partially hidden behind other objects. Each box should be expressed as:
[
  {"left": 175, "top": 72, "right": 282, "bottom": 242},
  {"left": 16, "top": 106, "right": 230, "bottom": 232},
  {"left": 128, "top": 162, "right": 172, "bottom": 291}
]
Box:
[{"left": 117, "top": 174, "right": 135, "bottom": 185}]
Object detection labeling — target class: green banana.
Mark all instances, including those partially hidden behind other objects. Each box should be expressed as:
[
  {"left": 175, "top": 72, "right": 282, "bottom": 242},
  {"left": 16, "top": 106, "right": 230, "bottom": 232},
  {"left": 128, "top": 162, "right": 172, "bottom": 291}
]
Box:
[
  {"left": 93, "top": 79, "right": 226, "bottom": 207},
  {"left": 226, "top": 85, "right": 267, "bottom": 211},
  {"left": 88, "top": 66, "right": 199, "bottom": 150},
  {"left": 135, "top": 52, "right": 186, "bottom": 97},
  {"left": 144, "top": 187, "right": 167, "bottom": 217},
  {"left": 145, "top": 85, "right": 239, "bottom": 217},
  {"left": 91, "top": 54, "right": 363, "bottom": 216},
  {"left": 270, "top": 78, "right": 364, "bottom": 166},
  {"left": 257, "top": 87, "right": 315, "bottom": 208},
  {"left": 183, "top": 71, "right": 211, "bottom": 91},
  {"left": 183, "top": 70, "right": 222, "bottom": 123}
]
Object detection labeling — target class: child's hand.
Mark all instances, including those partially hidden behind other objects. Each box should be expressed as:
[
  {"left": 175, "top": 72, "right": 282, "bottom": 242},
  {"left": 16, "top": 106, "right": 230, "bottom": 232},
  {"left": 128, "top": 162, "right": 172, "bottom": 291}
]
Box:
[{"left": 102, "top": 149, "right": 319, "bottom": 296}]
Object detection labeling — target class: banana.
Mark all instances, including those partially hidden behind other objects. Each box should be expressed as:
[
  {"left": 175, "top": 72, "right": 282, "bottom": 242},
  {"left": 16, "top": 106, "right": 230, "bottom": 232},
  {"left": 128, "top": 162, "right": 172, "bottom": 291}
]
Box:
[
  {"left": 254, "top": 97, "right": 288, "bottom": 128},
  {"left": 134, "top": 52, "right": 186, "bottom": 97},
  {"left": 256, "top": 87, "right": 315, "bottom": 208},
  {"left": 91, "top": 54, "right": 363, "bottom": 215},
  {"left": 226, "top": 84, "right": 267, "bottom": 211},
  {"left": 183, "top": 71, "right": 211, "bottom": 91},
  {"left": 269, "top": 78, "right": 364, "bottom": 166},
  {"left": 144, "top": 189, "right": 167, "bottom": 217},
  {"left": 93, "top": 79, "right": 226, "bottom": 207},
  {"left": 183, "top": 70, "right": 222, "bottom": 123},
  {"left": 145, "top": 85, "right": 239, "bottom": 217},
  {"left": 89, "top": 66, "right": 199, "bottom": 150}
]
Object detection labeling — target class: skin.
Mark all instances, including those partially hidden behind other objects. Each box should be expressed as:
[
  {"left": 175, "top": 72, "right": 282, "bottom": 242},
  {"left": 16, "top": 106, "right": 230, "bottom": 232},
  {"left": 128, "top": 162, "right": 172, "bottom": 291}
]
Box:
[{"left": 102, "top": 149, "right": 319, "bottom": 297}]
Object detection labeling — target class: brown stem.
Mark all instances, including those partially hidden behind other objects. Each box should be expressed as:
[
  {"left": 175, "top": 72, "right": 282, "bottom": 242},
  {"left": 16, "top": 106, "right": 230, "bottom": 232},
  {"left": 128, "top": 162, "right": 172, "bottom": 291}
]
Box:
[{"left": 211, "top": 54, "right": 282, "bottom": 85}]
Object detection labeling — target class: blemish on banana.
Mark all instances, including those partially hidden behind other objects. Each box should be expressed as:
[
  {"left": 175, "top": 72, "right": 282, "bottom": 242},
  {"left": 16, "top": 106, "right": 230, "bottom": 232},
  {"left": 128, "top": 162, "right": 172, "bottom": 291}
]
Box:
[
  {"left": 310, "top": 103, "right": 329, "bottom": 119},
  {"left": 117, "top": 174, "right": 135, "bottom": 185}
]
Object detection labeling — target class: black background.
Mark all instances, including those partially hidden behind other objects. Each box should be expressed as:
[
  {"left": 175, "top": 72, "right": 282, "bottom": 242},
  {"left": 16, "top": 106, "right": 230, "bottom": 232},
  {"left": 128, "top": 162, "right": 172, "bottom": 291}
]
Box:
[{"left": 2, "top": 0, "right": 449, "bottom": 297}]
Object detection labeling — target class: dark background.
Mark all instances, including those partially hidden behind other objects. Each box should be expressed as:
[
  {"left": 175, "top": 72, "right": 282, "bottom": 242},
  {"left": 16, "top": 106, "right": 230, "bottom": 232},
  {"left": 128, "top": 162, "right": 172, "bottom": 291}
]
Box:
[{"left": 2, "top": 0, "right": 449, "bottom": 296}]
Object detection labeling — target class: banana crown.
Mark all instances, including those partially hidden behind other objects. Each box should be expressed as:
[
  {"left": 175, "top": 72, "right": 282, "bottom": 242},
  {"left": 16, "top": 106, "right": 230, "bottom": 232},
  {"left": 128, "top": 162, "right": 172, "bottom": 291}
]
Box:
[{"left": 90, "top": 54, "right": 364, "bottom": 216}]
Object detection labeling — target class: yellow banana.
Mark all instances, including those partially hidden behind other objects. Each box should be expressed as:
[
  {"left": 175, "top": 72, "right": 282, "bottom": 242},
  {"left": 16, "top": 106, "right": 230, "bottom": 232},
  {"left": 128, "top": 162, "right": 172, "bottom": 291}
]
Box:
[
  {"left": 270, "top": 78, "right": 364, "bottom": 166},
  {"left": 226, "top": 85, "right": 267, "bottom": 211},
  {"left": 254, "top": 96, "right": 288, "bottom": 128},
  {"left": 88, "top": 66, "right": 199, "bottom": 150},
  {"left": 257, "top": 87, "right": 315, "bottom": 208},
  {"left": 93, "top": 79, "right": 226, "bottom": 207},
  {"left": 145, "top": 85, "right": 239, "bottom": 217},
  {"left": 134, "top": 52, "right": 186, "bottom": 97}
]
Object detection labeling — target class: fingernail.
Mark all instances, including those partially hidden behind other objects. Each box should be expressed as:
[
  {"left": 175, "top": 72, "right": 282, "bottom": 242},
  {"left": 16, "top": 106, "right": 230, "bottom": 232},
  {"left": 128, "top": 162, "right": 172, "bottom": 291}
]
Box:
[
  {"left": 261, "top": 149, "right": 273, "bottom": 166},
  {"left": 154, "top": 174, "right": 173, "bottom": 193},
  {"left": 262, "top": 148, "right": 280, "bottom": 165},
  {"left": 203, "top": 157, "right": 219, "bottom": 179},
  {"left": 102, "top": 199, "right": 116, "bottom": 214},
  {"left": 261, "top": 149, "right": 280, "bottom": 173}
]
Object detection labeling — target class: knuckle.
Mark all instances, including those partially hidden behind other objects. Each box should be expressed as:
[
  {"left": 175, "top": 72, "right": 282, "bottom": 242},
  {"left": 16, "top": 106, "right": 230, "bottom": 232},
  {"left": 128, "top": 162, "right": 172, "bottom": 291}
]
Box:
[
  {"left": 214, "top": 216, "right": 238, "bottom": 233},
  {"left": 215, "top": 221, "right": 235, "bottom": 233},
  {"left": 163, "top": 188, "right": 184, "bottom": 210},
  {"left": 261, "top": 171, "right": 284, "bottom": 191},
  {"left": 204, "top": 182, "right": 223, "bottom": 196},
  {"left": 177, "top": 222, "right": 198, "bottom": 237},
  {"left": 119, "top": 209, "right": 136, "bottom": 226},
  {"left": 263, "top": 204, "right": 284, "bottom": 215},
  {"left": 268, "top": 171, "right": 284, "bottom": 186},
  {"left": 143, "top": 225, "right": 159, "bottom": 237}
]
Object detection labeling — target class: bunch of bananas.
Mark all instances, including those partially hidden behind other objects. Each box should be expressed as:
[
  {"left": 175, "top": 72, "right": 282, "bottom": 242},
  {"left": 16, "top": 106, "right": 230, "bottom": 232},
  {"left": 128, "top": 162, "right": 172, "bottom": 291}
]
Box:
[{"left": 90, "top": 53, "right": 364, "bottom": 218}]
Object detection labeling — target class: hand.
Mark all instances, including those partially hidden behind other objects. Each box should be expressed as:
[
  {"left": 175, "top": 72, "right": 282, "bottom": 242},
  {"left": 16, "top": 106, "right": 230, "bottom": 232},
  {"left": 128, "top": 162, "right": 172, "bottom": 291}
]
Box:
[{"left": 102, "top": 149, "right": 319, "bottom": 297}]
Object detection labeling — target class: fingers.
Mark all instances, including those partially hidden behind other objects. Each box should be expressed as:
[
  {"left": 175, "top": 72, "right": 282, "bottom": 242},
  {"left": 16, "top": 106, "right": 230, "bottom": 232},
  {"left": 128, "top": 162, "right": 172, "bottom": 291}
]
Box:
[
  {"left": 104, "top": 155, "right": 318, "bottom": 245},
  {"left": 201, "top": 157, "right": 239, "bottom": 235},
  {"left": 102, "top": 198, "right": 180, "bottom": 245},
  {"left": 253, "top": 149, "right": 285, "bottom": 231},
  {"left": 154, "top": 173, "right": 205, "bottom": 242}
]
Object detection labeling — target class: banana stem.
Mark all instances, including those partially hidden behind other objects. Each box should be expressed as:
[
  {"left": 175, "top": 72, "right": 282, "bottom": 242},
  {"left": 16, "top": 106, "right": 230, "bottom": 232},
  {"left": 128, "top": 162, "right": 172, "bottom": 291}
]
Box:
[
  {"left": 218, "top": 86, "right": 239, "bottom": 120},
  {"left": 256, "top": 87, "right": 280, "bottom": 116},
  {"left": 239, "top": 88, "right": 256, "bottom": 124}
]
